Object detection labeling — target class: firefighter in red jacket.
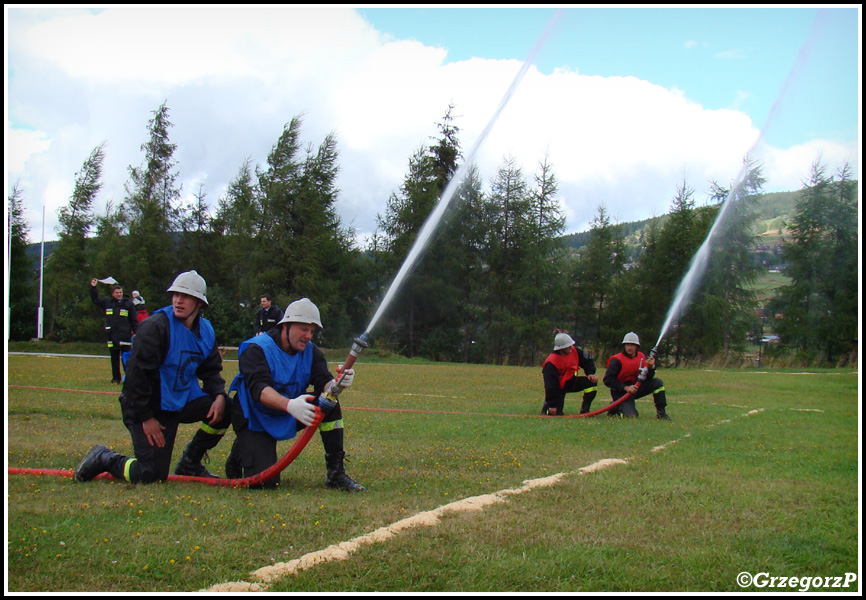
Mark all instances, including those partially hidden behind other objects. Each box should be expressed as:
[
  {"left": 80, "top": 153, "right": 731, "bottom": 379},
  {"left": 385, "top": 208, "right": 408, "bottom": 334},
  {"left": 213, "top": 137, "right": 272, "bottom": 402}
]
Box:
[
  {"left": 603, "top": 332, "right": 672, "bottom": 420},
  {"left": 541, "top": 332, "right": 598, "bottom": 416}
]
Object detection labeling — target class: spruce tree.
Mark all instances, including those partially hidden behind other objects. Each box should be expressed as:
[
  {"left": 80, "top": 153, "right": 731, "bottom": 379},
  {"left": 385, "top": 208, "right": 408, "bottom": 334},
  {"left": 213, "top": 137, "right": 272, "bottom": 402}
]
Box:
[
  {"left": 376, "top": 107, "right": 462, "bottom": 358},
  {"left": 123, "top": 101, "right": 183, "bottom": 293},
  {"left": 485, "top": 155, "right": 531, "bottom": 364},
  {"left": 697, "top": 157, "right": 764, "bottom": 357},
  {"left": 7, "top": 182, "right": 36, "bottom": 340},
  {"left": 639, "top": 177, "right": 704, "bottom": 363},
  {"left": 574, "top": 204, "right": 626, "bottom": 344},
  {"left": 775, "top": 158, "right": 858, "bottom": 363},
  {"left": 445, "top": 164, "right": 488, "bottom": 362},
  {"left": 257, "top": 117, "right": 357, "bottom": 344},
  {"left": 212, "top": 158, "right": 263, "bottom": 300},
  {"left": 521, "top": 154, "right": 566, "bottom": 364},
  {"left": 45, "top": 143, "right": 105, "bottom": 340}
]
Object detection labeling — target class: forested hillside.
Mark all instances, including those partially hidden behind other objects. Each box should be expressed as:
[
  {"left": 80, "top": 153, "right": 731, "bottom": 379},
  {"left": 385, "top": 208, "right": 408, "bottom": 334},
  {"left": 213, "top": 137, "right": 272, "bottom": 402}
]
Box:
[{"left": 562, "top": 189, "right": 800, "bottom": 253}]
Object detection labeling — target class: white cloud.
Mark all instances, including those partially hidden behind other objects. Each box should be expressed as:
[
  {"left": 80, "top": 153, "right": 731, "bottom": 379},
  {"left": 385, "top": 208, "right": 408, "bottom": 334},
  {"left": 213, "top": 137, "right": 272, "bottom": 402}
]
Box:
[
  {"left": 6, "top": 6, "right": 858, "bottom": 246},
  {"left": 760, "top": 139, "right": 860, "bottom": 192},
  {"left": 5, "top": 128, "right": 52, "bottom": 176},
  {"left": 715, "top": 48, "right": 747, "bottom": 60}
]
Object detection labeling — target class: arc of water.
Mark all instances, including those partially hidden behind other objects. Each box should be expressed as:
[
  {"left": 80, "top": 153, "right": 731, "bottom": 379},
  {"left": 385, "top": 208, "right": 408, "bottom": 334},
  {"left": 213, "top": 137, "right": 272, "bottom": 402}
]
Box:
[
  {"left": 365, "top": 9, "right": 565, "bottom": 336},
  {"left": 655, "top": 9, "right": 829, "bottom": 349}
]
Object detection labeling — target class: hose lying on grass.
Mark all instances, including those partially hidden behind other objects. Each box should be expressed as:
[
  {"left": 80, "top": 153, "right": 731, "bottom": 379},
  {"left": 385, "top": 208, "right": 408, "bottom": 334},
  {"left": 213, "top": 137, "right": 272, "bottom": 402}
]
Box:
[
  {"left": 7, "top": 406, "right": 327, "bottom": 488},
  {"left": 570, "top": 384, "right": 639, "bottom": 418},
  {"left": 8, "top": 380, "right": 640, "bottom": 484}
]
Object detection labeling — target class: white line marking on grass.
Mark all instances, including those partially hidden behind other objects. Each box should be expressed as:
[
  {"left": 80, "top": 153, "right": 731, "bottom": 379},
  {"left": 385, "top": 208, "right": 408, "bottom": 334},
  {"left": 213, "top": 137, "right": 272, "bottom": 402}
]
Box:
[
  {"left": 654, "top": 407, "right": 775, "bottom": 451},
  {"left": 742, "top": 408, "right": 766, "bottom": 416},
  {"left": 201, "top": 458, "right": 629, "bottom": 592},
  {"left": 701, "top": 369, "right": 857, "bottom": 376},
  {"left": 651, "top": 434, "right": 692, "bottom": 453},
  {"left": 205, "top": 405, "right": 808, "bottom": 591}
]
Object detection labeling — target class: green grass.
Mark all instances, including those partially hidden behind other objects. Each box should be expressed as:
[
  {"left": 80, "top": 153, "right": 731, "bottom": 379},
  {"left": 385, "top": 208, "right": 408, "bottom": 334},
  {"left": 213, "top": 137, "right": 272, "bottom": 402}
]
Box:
[
  {"left": 6, "top": 353, "right": 860, "bottom": 592},
  {"left": 7, "top": 339, "right": 434, "bottom": 365},
  {"left": 748, "top": 270, "right": 791, "bottom": 303}
]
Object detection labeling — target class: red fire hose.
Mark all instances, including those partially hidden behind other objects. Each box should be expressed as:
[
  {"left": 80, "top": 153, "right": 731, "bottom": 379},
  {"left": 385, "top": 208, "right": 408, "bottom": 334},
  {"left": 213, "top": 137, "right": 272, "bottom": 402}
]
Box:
[
  {"left": 7, "top": 407, "right": 326, "bottom": 487},
  {"left": 569, "top": 349, "right": 658, "bottom": 418},
  {"left": 570, "top": 385, "right": 638, "bottom": 418}
]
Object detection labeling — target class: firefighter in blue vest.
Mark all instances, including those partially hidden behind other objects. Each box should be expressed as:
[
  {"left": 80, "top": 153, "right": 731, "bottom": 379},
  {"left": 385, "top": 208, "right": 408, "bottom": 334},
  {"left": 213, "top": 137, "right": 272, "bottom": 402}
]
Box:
[
  {"left": 541, "top": 332, "right": 598, "bottom": 416},
  {"left": 603, "top": 332, "right": 672, "bottom": 420},
  {"left": 224, "top": 298, "right": 365, "bottom": 491},
  {"left": 74, "top": 271, "right": 231, "bottom": 483},
  {"left": 90, "top": 279, "right": 138, "bottom": 383}
]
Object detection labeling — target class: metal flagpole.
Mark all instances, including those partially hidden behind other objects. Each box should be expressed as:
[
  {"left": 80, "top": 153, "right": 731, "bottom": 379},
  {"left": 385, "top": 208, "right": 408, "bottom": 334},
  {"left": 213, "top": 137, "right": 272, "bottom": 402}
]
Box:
[{"left": 37, "top": 204, "right": 45, "bottom": 339}]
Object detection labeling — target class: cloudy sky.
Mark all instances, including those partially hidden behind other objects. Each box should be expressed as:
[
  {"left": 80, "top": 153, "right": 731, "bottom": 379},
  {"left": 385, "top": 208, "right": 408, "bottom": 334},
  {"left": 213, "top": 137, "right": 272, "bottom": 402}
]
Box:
[{"left": 5, "top": 6, "right": 860, "bottom": 246}]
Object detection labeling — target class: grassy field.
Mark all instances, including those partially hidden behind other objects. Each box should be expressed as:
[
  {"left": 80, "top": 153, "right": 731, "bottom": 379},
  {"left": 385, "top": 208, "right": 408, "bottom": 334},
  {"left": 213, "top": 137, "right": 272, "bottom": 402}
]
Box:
[{"left": 6, "top": 352, "right": 860, "bottom": 593}]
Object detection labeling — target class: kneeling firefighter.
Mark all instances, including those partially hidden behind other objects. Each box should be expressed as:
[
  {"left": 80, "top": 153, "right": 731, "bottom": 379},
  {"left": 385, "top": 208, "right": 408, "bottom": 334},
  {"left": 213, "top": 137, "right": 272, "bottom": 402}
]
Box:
[
  {"left": 74, "top": 270, "right": 231, "bottom": 484},
  {"left": 225, "top": 298, "right": 365, "bottom": 491},
  {"left": 603, "top": 332, "right": 672, "bottom": 420},
  {"left": 541, "top": 332, "right": 598, "bottom": 416}
]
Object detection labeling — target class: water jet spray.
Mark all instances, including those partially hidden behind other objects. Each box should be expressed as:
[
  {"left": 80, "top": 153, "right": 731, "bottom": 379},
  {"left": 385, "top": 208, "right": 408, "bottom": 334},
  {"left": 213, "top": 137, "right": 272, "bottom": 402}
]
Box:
[{"left": 650, "top": 10, "right": 829, "bottom": 353}]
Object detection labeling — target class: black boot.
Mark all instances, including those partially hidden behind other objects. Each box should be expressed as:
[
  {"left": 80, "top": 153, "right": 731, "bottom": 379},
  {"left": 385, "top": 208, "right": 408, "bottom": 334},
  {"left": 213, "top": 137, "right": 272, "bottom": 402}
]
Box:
[
  {"left": 224, "top": 438, "right": 242, "bottom": 480},
  {"left": 325, "top": 451, "right": 366, "bottom": 492},
  {"left": 74, "top": 445, "right": 121, "bottom": 482},
  {"left": 654, "top": 389, "right": 672, "bottom": 420},
  {"left": 580, "top": 395, "right": 595, "bottom": 415},
  {"left": 580, "top": 388, "right": 598, "bottom": 415},
  {"left": 174, "top": 440, "right": 219, "bottom": 478}
]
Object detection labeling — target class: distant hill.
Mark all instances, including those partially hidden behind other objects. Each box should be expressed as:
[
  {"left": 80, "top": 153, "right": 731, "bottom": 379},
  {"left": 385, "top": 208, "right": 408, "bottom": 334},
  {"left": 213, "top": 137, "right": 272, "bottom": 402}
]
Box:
[
  {"left": 18, "top": 188, "right": 825, "bottom": 265},
  {"left": 23, "top": 240, "right": 59, "bottom": 271},
  {"left": 562, "top": 189, "right": 803, "bottom": 253}
]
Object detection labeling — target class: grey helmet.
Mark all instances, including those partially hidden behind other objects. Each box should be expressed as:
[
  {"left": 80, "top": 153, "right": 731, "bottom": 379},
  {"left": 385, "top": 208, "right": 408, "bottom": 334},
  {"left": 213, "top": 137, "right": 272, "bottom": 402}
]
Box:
[
  {"left": 166, "top": 270, "right": 208, "bottom": 306},
  {"left": 553, "top": 332, "right": 575, "bottom": 351},
  {"left": 279, "top": 298, "right": 323, "bottom": 329},
  {"left": 622, "top": 331, "right": 640, "bottom": 345}
]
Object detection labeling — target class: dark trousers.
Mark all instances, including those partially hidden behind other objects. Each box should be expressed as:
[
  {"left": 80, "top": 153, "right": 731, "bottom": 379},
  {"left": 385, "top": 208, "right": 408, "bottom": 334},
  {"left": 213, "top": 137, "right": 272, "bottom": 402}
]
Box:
[
  {"left": 107, "top": 341, "right": 132, "bottom": 382},
  {"left": 543, "top": 376, "right": 597, "bottom": 415},
  {"left": 116, "top": 395, "right": 230, "bottom": 483},
  {"left": 225, "top": 394, "right": 344, "bottom": 488},
  {"left": 608, "top": 378, "right": 666, "bottom": 418}
]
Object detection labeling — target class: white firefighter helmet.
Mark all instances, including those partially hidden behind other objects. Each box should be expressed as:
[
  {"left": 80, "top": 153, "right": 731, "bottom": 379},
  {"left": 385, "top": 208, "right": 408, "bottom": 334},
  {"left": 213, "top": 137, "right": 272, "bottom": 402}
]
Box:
[
  {"left": 553, "top": 332, "right": 576, "bottom": 351},
  {"left": 279, "top": 298, "right": 323, "bottom": 329},
  {"left": 622, "top": 331, "right": 641, "bottom": 345},
  {"left": 166, "top": 270, "right": 208, "bottom": 306}
]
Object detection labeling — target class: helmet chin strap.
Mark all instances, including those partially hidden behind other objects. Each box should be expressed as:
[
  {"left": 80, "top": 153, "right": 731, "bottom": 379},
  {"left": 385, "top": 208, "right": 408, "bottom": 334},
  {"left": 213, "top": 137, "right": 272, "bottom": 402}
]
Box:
[
  {"left": 174, "top": 297, "right": 203, "bottom": 330},
  {"left": 279, "top": 324, "right": 291, "bottom": 353}
]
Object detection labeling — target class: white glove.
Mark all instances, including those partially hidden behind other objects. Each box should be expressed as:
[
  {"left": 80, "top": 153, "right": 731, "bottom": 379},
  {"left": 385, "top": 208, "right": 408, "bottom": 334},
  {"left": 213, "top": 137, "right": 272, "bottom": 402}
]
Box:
[
  {"left": 336, "top": 367, "right": 355, "bottom": 389},
  {"left": 286, "top": 395, "right": 316, "bottom": 426}
]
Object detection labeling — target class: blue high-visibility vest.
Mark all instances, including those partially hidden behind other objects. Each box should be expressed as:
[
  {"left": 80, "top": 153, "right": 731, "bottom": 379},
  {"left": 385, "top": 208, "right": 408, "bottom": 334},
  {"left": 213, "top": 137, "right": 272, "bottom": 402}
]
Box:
[
  {"left": 229, "top": 334, "right": 313, "bottom": 440},
  {"left": 154, "top": 306, "right": 215, "bottom": 412}
]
